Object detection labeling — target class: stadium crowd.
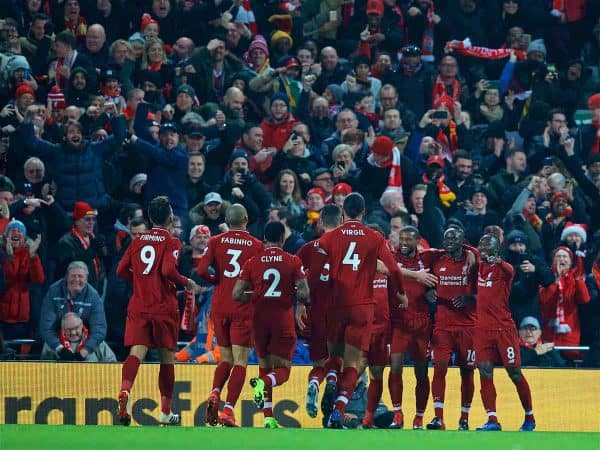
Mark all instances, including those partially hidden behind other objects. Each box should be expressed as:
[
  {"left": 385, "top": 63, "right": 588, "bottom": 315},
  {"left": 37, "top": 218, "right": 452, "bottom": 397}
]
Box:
[{"left": 0, "top": 0, "right": 599, "bottom": 374}]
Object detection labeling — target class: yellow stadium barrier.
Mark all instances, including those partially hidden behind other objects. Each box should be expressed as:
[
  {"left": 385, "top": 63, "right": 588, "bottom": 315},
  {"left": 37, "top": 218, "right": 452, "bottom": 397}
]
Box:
[{"left": 0, "top": 362, "right": 597, "bottom": 431}]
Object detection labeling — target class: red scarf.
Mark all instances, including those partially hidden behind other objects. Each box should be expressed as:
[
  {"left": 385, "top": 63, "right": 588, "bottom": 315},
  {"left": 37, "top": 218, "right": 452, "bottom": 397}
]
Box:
[
  {"left": 421, "top": 2, "right": 435, "bottom": 62},
  {"left": 522, "top": 208, "right": 543, "bottom": 230},
  {"left": 447, "top": 39, "right": 527, "bottom": 61},
  {"left": 436, "top": 120, "right": 458, "bottom": 156},
  {"left": 519, "top": 335, "right": 542, "bottom": 351},
  {"left": 592, "top": 261, "right": 600, "bottom": 290},
  {"left": 149, "top": 61, "right": 163, "bottom": 72},
  {"left": 592, "top": 121, "right": 600, "bottom": 155},
  {"left": 64, "top": 16, "right": 87, "bottom": 45},
  {"left": 422, "top": 173, "right": 456, "bottom": 207},
  {"left": 342, "top": 0, "right": 355, "bottom": 27},
  {"left": 60, "top": 324, "right": 89, "bottom": 353},
  {"left": 367, "top": 146, "right": 403, "bottom": 194},
  {"left": 71, "top": 226, "right": 101, "bottom": 279},
  {"left": 432, "top": 76, "right": 461, "bottom": 105}
]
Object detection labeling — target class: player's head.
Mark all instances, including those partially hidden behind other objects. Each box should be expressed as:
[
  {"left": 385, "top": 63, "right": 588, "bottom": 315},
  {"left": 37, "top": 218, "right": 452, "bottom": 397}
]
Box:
[
  {"left": 225, "top": 203, "right": 248, "bottom": 228},
  {"left": 398, "top": 225, "right": 420, "bottom": 256},
  {"left": 264, "top": 221, "right": 285, "bottom": 246},
  {"left": 148, "top": 196, "right": 173, "bottom": 228},
  {"left": 343, "top": 192, "right": 365, "bottom": 220},
  {"left": 442, "top": 227, "right": 464, "bottom": 253},
  {"left": 320, "top": 204, "right": 342, "bottom": 230},
  {"left": 478, "top": 233, "right": 500, "bottom": 261}
]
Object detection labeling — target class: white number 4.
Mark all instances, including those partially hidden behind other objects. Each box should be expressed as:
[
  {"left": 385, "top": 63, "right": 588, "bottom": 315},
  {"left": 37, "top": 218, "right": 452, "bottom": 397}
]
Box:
[
  {"left": 342, "top": 241, "right": 361, "bottom": 271},
  {"left": 140, "top": 245, "right": 156, "bottom": 275}
]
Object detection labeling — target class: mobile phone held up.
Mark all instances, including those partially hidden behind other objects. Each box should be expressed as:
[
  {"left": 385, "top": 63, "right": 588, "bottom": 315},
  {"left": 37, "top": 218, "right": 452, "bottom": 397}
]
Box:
[{"left": 432, "top": 110, "right": 449, "bottom": 120}]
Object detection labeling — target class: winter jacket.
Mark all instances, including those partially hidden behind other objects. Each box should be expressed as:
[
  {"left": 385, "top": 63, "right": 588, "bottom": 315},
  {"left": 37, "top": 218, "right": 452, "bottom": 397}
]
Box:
[
  {"left": 0, "top": 246, "right": 44, "bottom": 323},
  {"left": 21, "top": 116, "right": 127, "bottom": 211},
  {"left": 41, "top": 340, "right": 117, "bottom": 362},
  {"left": 260, "top": 114, "right": 299, "bottom": 151},
  {"left": 39, "top": 279, "right": 107, "bottom": 354}
]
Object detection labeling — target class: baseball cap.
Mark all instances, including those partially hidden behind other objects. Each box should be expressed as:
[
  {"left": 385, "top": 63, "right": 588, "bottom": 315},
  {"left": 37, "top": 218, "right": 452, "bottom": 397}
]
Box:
[
  {"left": 184, "top": 123, "right": 205, "bottom": 138},
  {"left": 519, "top": 316, "right": 540, "bottom": 330},
  {"left": 402, "top": 45, "right": 421, "bottom": 57},
  {"left": 189, "top": 224, "right": 211, "bottom": 241},
  {"left": 159, "top": 122, "right": 179, "bottom": 135},
  {"left": 204, "top": 192, "right": 223, "bottom": 205}
]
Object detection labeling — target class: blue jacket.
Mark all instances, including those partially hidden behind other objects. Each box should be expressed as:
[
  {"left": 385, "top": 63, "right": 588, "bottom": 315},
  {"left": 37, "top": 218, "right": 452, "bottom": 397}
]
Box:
[
  {"left": 134, "top": 138, "right": 189, "bottom": 213},
  {"left": 21, "top": 116, "right": 126, "bottom": 210}
]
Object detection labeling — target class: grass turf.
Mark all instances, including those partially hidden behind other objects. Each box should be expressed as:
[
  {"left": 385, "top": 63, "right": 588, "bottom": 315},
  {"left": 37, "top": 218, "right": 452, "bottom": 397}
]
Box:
[{"left": 1, "top": 425, "right": 598, "bottom": 450}]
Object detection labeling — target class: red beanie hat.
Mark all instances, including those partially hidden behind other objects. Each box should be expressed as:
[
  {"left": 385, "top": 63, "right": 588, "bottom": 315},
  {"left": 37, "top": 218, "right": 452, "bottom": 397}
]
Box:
[
  {"left": 141, "top": 13, "right": 158, "bottom": 32},
  {"left": 15, "top": 83, "right": 35, "bottom": 100},
  {"left": 370, "top": 135, "right": 394, "bottom": 157},
  {"left": 587, "top": 93, "right": 600, "bottom": 110},
  {"left": 47, "top": 85, "right": 66, "bottom": 110},
  {"left": 433, "top": 95, "right": 455, "bottom": 115},
  {"left": 307, "top": 187, "right": 326, "bottom": 202},
  {"left": 550, "top": 191, "right": 568, "bottom": 205},
  {"left": 72, "top": 201, "right": 96, "bottom": 221},
  {"left": 332, "top": 182, "right": 352, "bottom": 196}
]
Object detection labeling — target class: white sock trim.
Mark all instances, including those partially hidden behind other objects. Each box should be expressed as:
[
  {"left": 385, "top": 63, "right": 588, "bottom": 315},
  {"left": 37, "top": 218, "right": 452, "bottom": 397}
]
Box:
[
  {"left": 487, "top": 412, "right": 497, "bottom": 417},
  {"left": 433, "top": 402, "right": 444, "bottom": 409},
  {"left": 415, "top": 412, "right": 425, "bottom": 417},
  {"left": 335, "top": 395, "right": 348, "bottom": 405},
  {"left": 263, "top": 402, "right": 273, "bottom": 409},
  {"left": 393, "top": 406, "right": 403, "bottom": 412},
  {"left": 461, "top": 406, "right": 471, "bottom": 413},
  {"left": 211, "top": 388, "right": 221, "bottom": 394},
  {"left": 326, "top": 371, "right": 338, "bottom": 381},
  {"left": 223, "top": 402, "right": 233, "bottom": 411},
  {"left": 525, "top": 410, "right": 534, "bottom": 416},
  {"left": 267, "top": 373, "right": 277, "bottom": 387},
  {"left": 309, "top": 379, "right": 320, "bottom": 387}
]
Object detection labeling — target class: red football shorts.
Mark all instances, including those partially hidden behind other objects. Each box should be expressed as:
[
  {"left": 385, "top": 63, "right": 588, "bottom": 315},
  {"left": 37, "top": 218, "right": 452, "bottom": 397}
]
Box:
[
  {"left": 212, "top": 315, "right": 253, "bottom": 348},
  {"left": 308, "top": 303, "right": 329, "bottom": 362},
  {"left": 330, "top": 304, "right": 374, "bottom": 352},
  {"left": 391, "top": 315, "right": 431, "bottom": 363},
  {"left": 475, "top": 328, "right": 521, "bottom": 367},
  {"left": 253, "top": 318, "right": 296, "bottom": 361},
  {"left": 431, "top": 327, "right": 475, "bottom": 368},
  {"left": 124, "top": 311, "right": 179, "bottom": 350},
  {"left": 366, "top": 329, "right": 390, "bottom": 366}
]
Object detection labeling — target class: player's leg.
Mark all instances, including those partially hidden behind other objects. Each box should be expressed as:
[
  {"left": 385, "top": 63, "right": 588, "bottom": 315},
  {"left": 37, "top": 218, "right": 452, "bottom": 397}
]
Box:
[
  {"left": 389, "top": 326, "right": 406, "bottom": 429},
  {"left": 306, "top": 357, "right": 326, "bottom": 418},
  {"left": 306, "top": 311, "right": 328, "bottom": 418},
  {"left": 119, "top": 344, "right": 148, "bottom": 426},
  {"left": 321, "top": 339, "right": 344, "bottom": 420},
  {"left": 363, "top": 365, "right": 384, "bottom": 428},
  {"left": 206, "top": 317, "right": 233, "bottom": 426},
  {"left": 327, "top": 341, "right": 363, "bottom": 428},
  {"left": 157, "top": 347, "right": 180, "bottom": 426},
  {"left": 458, "top": 329, "right": 476, "bottom": 430},
  {"left": 476, "top": 361, "right": 501, "bottom": 431},
  {"left": 428, "top": 329, "right": 452, "bottom": 430},
  {"left": 413, "top": 361, "right": 430, "bottom": 429}
]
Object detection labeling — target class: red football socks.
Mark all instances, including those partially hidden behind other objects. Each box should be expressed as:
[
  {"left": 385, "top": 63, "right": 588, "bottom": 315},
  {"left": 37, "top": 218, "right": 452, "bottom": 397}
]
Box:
[
  {"left": 264, "top": 367, "right": 291, "bottom": 387},
  {"left": 415, "top": 375, "right": 430, "bottom": 415},
  {"left": 259, "top": 368, "right": 273, "bottom": 418},
  {"left": 515, "top": 377, "right": 534, "bottom": 421},
  {"left": 460, "top": 371, "right": 474, "bottom": 421},
  {"left": 308, "top": 366, "right": 325, "bottom": 385},
  {"left": 480, "top": 377, "right": 497, "bottom": 420},
  {"left": 158, "top": 364, "right": 174, "bottom": 414},
  {"left": 432, "top": 365, "right": 447, "bottom": 419},
  {"left": 225, "top": 365, "right": 246, "bottom": 408},
  {"left": 121, "top": 355, "right": 141, "bottom": 392},
  {"left": 334, "top": 367, "right": 358, "bottom": 414},
  {"left": 324, "top": 356, "right": 342, "bottom": 383},
  {"left": 388, "top": 372, "right": 403, "bottom": 410},
  {"left": 211, "top": 361, "right": 232, "bottom": 393},
  {"left": 366, "top": 378, "right": 383, "bottom": 414}
]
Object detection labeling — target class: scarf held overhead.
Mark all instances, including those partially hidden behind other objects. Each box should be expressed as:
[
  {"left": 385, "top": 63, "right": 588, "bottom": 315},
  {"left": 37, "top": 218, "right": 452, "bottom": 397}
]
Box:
[{"left": 367, "top": 146, "right": 403, "bottom": 194}]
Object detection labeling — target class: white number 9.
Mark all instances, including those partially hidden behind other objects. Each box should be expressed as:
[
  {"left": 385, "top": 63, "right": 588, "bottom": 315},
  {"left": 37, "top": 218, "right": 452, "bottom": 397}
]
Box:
[{"left": 141, "top": 245, "right": 156, "bottom": 275}]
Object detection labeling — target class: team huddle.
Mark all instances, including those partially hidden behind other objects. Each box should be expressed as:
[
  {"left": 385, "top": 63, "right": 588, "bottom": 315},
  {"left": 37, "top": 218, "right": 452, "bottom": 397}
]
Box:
[{"left": 114, "top": 194, "right": 535, "bottom": 431}]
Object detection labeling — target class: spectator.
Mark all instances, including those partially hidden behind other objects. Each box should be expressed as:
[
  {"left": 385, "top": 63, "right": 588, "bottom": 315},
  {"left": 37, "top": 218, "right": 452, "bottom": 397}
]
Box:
[
  {"left": 0, "top": 220, "right": 44, "bottom": 339},
  {"left": 260, "top": 92, "right": 298, "bottom": 152},
  {"left": 186, "top": 152, "right": 210, "bottom": 210},
  {"left": 267, "top": 207, "right": 305, "bottom": 254},
  {"left": 518, "top": 316, "right": 565, "bottom": 367},
  {"left": 539, "top": 246, "right": 591, "bottom": 361},
  {"left": 486, "top": 148, "right": 527, "bottom": 213},
  {"left": 39, "top": 260, "right": 107, "bottom": 360},
  {"left": 270, "top": 169, "right": 304, "bottom": 222},
  {"left": 41, "top": 311, "right": 116, "bottom": 362},
  {"left": 188, "top": 192, "right": 229, "bottom": 237},
  {"left": 453, "top": 186, "right": 501, "bottom": 246}
]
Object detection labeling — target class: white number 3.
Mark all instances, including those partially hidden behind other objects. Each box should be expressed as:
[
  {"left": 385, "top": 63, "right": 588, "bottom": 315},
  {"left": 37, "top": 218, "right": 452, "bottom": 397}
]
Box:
[{"left": 140, "top": 245, "right": 156, "bottom": 275}]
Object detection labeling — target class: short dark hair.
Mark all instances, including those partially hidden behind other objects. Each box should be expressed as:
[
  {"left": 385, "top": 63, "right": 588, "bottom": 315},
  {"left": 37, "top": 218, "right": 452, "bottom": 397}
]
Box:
[
  {"left": 391, "top": 210, "right": 411, "bottom": 226},
  {"left": 55, "top": 30, "right": 77, "bottom": 48},
  {"left": 452, "top": 149, "right": 472, "bottom": 163},
  {"left": 242, "top": 122, "right": 260, "bottom": 135},
  {"left": 343, "top": 192, "right": 365, "bottom": 219},
  {"left": 548, "top": 108, "right": 565, "bottom": 121},
  {"left": 400, "top": 225, "right": 420, "bottom": 237},
  {"left": 148, "top": 196, "right": 172, "bottom": 226},
  {"left": 320, "top": 204, "right": 342, "bottom": 228},
  {"left": 63, "top": 119, "right": 83, "bottom": 135},
  {"left": 272, "top": 207, "right": 292, "bottom": 223},
  {"left": 32, "top": 13, "right": 50, "bottom": 24},
  {"left": 119, "top": 203, "right": 142, "bottom": 225},
  {"left": 129, "top": 216, "right": 149, "bottom": 229},
  {"left": 505, "top": 147, "right": 526, "bottom": 160},
  {"left": 264, "top": 221, "right": 285, "bottom": 243}
]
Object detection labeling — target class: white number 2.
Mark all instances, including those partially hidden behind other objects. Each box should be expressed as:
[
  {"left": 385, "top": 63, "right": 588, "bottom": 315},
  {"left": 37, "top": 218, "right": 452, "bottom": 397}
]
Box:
[
  {"left": 224, "top": 249, "right": 242, "bottom": 278},
  {"left": 140, "top": 245, "right": 156, "bottom": 275},
  {"left": 342, "top": 241, "right": 361, "bottom": 271},
  {"left": 263, "top": 268, "right": 281, "bottom": 298}
]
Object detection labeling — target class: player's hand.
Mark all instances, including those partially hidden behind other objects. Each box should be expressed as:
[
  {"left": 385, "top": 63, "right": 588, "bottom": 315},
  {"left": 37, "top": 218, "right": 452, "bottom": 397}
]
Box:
[
  {"left": 185, "top": 278, "right": 197, "bottom": 291},
  {"left": 452, "top": 295, "right": 473, "bottom": 308},
  {"left": 414, "top": 268, "right": 438, "bottom": 287},
  {"left": 376, "top": 259, "right": 389, "bottom": 275},
  {"left": 424, "top": 289, "right": 437, "bottom": 304},
  {"left": 397, "top": 292, "right": 408, "bottom": 309},
  {"left": 295, "top": 303, "right": 308, "bottom": 331}
]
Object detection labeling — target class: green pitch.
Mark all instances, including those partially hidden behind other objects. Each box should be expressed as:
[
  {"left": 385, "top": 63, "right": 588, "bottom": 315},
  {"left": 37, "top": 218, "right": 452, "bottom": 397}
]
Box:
[{"left": 1, "top": 425, "right": 598, "bottom": 450}]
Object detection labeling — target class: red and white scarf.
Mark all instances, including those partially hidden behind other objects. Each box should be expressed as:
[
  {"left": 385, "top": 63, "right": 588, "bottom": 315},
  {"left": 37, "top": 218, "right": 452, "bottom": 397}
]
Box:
[
  {"left": 368, "top": 146, "right": 403, "bottom": 194},
  {"left": 60, "top": 324, "right": 89, "bottom": 353},
  {"left": 71, "top": 226, "right": 101, "bottom": 279},
  {"left": 421, "top": 1, "right": 435, "bottom": 62},
  {"left": 432, "top": 76, "right": 461, "bottom": 105},
  {"left": 592, "top": 121, "right": 600, "bottom": 155},
  {"left": 436, "top": 120, "right": 459, "bottom": 157},
  {"left": 446, "top": 38, "right": 527, "bottom": 61},
  {"left": 236, "top": 0, "right": 257, "bottom": 34}
]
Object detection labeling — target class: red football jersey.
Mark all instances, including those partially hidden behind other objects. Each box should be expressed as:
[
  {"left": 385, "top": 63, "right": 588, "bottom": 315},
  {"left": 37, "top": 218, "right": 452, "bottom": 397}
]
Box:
[
  {"left": 394, "top": 252, "right": 432, "bottom": 323},
  {"left": 318, "top": 220, "right": 404, "bottom": 307},
  {"left": 116, "top": 227, "right": 188, "bottom": 314},
  {"left": 196, "top": 229, "right": 264, "bottom": 318},
  {"left": 297, "top": 238, "right": 332, "bottom": 309},
  {"left": 477, "top": 260, "right": 515, "bottom": 330},
  {"left": 240, "top": 246, "right": 306, "bottom": 326},
  {"left": 372, "top": 273, "right": 391, "bottom": 334},
  {"left": 425, "top": 251, "right": 477, "bottom": 328}
]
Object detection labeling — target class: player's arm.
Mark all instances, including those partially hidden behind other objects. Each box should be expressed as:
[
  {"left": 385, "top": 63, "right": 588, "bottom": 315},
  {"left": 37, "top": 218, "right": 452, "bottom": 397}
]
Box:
[
  {"left": 162, "top": 240, "right": 196, "bottom": 290},
  {"left": 294, "top": 277, "right": 310, "bottom": 331},
  {"left": 232, "top": 279, "right": 253, "bottom": 302},
  {"left": 195, "top": 239, "right": 215, "bottom": 281},
  {"left": 377, "top": 240, "right": 408, "bottom": 309},
  {"left": 116, "top": 245, "right": 134, "bottom": 283}
]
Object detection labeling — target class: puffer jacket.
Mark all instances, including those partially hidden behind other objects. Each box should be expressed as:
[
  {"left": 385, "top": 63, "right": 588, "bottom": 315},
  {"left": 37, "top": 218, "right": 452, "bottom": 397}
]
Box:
[
  {"left": 0, "top": 245, "right": 44, "bottom": 323},
  {"left": 20, "top": 116, "right": 127, "bottom": 211}
]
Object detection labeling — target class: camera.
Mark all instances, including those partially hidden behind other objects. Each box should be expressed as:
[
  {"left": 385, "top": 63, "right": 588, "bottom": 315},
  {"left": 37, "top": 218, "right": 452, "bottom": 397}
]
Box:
[
  {"left": 336, "top": 161, "right": 345, "bottom": 170},
  {"left": 432, "top": 110, "right": 449, "bottom": 119},
  {"left": 236, "top": 167, "right": 248, "bottom": 181}
]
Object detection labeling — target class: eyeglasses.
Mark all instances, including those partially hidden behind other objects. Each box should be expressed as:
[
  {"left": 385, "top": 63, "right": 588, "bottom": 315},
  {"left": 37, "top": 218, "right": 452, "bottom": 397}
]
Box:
[{"left": 315, "top": 176, "right": 333, "bottom": 182}]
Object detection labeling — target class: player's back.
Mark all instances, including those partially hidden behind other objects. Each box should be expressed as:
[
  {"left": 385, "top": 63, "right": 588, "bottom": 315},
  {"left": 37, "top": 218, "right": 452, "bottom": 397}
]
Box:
[
  {"left": 319, "top": 220, "right": 384, "bottom": 306},
  {"left": 394, "top": 252, "right": 431, "bottom": 322},
  {"left": 127, "top": 227, "right": 180, "bottom": 314},
  {"left": 297, "top": 239, "right": 330, "bottom": 307},
  {"left": 244, "top": 246, "right": 305, "bottom": 324},
  {"left": 198, "top": 229, "right": 264, "bottom": 318},
  {"left": 477, "top": 261, "right": 515, "bottom": 330}
]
